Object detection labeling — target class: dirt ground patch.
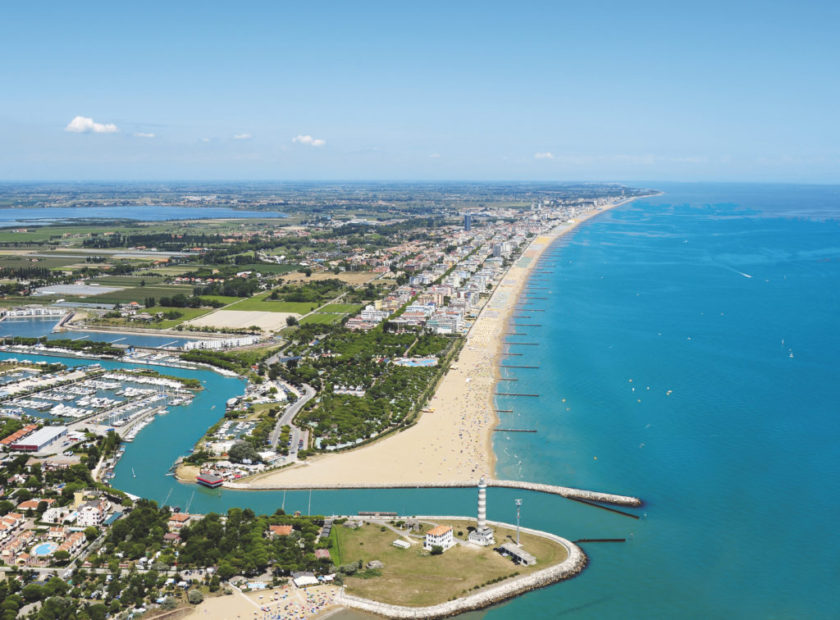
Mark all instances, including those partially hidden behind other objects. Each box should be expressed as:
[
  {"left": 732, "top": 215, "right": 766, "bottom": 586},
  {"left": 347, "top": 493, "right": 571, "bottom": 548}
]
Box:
[
  {"left": 184, "top": 310, "right": 299, "bottom": 332},
  {"left": 282, "top": 271, "right": 379, "bottom": 285}
]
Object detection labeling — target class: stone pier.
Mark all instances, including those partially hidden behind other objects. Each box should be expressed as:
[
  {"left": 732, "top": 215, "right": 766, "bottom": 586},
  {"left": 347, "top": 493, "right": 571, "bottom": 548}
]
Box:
[{"left": 228, "top": 478, "right": 643, "bottom": 507}]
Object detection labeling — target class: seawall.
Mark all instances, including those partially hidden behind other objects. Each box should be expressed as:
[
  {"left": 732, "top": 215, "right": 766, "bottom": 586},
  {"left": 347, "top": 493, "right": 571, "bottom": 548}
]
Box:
[{"left": 335, "top": 516, "right": 587, "bottom": 619}]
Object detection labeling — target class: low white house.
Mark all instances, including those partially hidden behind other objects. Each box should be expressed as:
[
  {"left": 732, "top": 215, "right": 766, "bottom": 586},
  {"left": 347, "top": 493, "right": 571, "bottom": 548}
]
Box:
[{"left": 423, "top": 525, "right": 455, "bottom": 552}]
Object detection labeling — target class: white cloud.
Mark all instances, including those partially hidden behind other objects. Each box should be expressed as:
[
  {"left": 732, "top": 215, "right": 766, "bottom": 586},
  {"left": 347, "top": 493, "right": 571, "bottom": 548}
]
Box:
[
  {"left": 292, "top": 134, "right": 326, "bottom": 147},
  {"left": 65, "top": 116, "right": 118, "bottom": 134},
  {"left": 233, "top": 133, "right": 252, "bottom": 140},
  {"left": 534, "top": 152, "right": 554, "bottom": 160},
  {"left": 133, "top": 132, "right": 155, "bottom": 139},
  {"left": 429, "top": 153, "right": 441, "bottom": 159}
]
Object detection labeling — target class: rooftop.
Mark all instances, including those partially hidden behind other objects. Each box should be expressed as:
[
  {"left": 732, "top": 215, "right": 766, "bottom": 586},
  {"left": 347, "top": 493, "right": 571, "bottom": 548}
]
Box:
[{"left": 427, "top": 525, "right": 452, "bottom": 537}]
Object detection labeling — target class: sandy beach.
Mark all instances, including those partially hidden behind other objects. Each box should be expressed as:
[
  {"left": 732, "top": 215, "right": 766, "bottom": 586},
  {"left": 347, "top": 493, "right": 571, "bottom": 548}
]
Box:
[
  {"left": 185, "top": 583, "right": 339, "bottom": 620},
  {"left": 241, "top": 201, "right": 635, "bottom": 488}
]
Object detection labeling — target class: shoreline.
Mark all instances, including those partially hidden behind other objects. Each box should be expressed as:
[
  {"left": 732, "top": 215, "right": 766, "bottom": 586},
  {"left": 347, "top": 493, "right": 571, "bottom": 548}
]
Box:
[
  {"left": 235, "top": 196, "right": 649, "bottom": 489},
  {"left": 486, "top": 195, "right": 647, "bottom": 475}
]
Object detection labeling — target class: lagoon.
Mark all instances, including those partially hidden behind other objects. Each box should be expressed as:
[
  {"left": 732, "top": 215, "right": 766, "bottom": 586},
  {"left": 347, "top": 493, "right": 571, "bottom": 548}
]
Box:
[
  {"left": 0, "top": 205, "right": 286, "bottom": 227},
  {"left": 0, "top": 317, "right": 198, "bottom": 349}
]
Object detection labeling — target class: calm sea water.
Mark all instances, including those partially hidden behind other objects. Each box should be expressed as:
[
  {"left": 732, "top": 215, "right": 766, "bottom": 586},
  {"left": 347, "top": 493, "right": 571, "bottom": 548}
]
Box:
[
  {"left": 494, "top": 183, "right": 840, "bottom": 618},
  {"left": 0, "top": 205, "right": 285, "bottom": 226},
  {"left": 3, "top": 184, "right": 838, "bottom": 617}
]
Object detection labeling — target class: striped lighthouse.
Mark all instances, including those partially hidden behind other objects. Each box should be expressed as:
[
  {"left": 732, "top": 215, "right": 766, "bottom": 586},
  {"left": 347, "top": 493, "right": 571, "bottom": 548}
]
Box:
[
  {"left": 477, "top": 475, "right": 488, "bottom": 530},
  {"left": 468, "top": 475, "right": 496, "bottom": 546}
]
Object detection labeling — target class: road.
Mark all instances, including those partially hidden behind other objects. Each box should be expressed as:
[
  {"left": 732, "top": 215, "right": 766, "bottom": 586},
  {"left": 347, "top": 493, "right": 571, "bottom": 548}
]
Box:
[{"left": 269, "top": 383, "right": 315, "bottom": 451}]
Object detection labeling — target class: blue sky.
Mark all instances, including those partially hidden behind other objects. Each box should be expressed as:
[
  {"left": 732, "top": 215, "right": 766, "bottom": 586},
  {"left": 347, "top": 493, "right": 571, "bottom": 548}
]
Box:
[{"left": 1, "top": 1, "right": 838, "bottom": 182}]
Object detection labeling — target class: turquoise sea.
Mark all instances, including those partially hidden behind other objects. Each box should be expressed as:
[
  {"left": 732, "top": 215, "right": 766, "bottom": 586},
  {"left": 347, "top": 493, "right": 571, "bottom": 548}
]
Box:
[
  {"left": 2, "top": 185, "right": 838, "bottom": 618},
  {"left": 493, "top": 183, "right": 840, "bottom": 618}
]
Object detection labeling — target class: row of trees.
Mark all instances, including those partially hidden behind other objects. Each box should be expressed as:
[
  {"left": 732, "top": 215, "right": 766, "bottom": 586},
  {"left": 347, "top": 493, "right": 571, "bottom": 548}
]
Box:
[{"left": 177, "top": 508, "right": 328, "bottom": 577}]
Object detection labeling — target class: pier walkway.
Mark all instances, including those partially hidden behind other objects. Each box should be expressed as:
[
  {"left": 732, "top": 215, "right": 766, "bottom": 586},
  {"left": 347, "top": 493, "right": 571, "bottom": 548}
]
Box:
[{"left": 228, "top": 478, "right": 642, "bottom": 507}]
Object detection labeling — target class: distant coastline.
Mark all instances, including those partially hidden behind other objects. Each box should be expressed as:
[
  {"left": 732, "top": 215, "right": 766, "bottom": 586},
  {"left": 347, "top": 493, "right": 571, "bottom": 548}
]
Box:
[{"left": 486, "top": 193, "right": 655, "bottom": 475}]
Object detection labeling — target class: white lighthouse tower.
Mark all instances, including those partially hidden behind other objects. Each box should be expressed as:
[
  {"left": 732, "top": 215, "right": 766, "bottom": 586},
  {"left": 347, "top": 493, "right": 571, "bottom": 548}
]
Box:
[{"left": 468, "top": 475, "right": 495, "bottom": 546}]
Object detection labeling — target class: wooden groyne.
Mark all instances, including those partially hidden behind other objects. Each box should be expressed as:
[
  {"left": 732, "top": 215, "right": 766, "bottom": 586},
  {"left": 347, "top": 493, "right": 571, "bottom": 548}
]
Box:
[
  {"left": 495, "top": 392, "right": 539, "bottom": 397},
  {"left": 495, "top": 409, "right": 514, "bottom": 413},
  {"left": 494, "top": 428, "right": 537, "bottom": 433},
  {"left": 565, "top": 496, "right": 640, "bottom": 519},
  {"left": 497, "top": 378, "right": 519, "bottom": 382},
  {"left": 501, "top": 352, "right": 523, "bottom": 356},
  {"left": 512, "top": 323, "right": 542, "bottom": 327},
  {"left": 505, "top": 342, "right": 539, "bottom": 346},
  {"left": 574, "top": 538, "right": 626, "bottom": 543},
  {"left": 229, "top": 478, "right": 643, "bottom": 507},
  {"left": 500, "top": 364, "right": 539, "bottom": 368}
]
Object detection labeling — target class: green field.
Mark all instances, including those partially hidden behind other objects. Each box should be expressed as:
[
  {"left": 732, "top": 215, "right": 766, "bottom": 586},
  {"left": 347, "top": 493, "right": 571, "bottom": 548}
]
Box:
[
  {"left": 300, "top": 313, "right": 344, "bottom": 325},
  {"left": 83, "top": 285, "right": 193, "bottom": 304},
  {"left": 318, "top": 303, "right": 362, "bottom": 313},
  {"left": 330, "top": 521, "right": 567, "bottom": 607},
  {"left": 90, "top": 306, "right": 213, "bottom": 329},
  {"left": 226, "top": 292, "right": 318, "bottom": 313},
  {"left": 232, "top": 262, "right": 301, "bottom": 275},
  {"left": 198, "top": 295, "right": 241, "bottom": 306},
  {"left": 139, "top": 265, "right": 202, "bottom": 275},
  {"left": 0, "top": 254, "right": 81, "bottom": 269},
  {"left": 93, "top": 275, "right": 167, "bottom": 286}
]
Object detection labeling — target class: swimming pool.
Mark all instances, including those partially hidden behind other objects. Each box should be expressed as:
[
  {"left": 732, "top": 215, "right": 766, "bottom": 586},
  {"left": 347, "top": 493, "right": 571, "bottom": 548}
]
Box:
[
  {"left": 392, "top": 357, "right": 438, "bottom": 367},
  {"left": 31, "top": 542, "right": 58, "bottom": 556}
]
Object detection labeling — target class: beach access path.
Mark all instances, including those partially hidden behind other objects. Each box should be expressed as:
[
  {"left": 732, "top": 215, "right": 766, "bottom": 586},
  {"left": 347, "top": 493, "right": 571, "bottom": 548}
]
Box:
[{"left": 239, "top": 200, "right": 637, "bottom": 488}]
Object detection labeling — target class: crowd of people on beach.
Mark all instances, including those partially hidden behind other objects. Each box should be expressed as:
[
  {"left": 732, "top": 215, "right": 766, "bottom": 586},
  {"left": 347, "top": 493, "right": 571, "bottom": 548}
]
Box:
[{"left": 248, "top": 584, "right": 338, "bottom": 620}]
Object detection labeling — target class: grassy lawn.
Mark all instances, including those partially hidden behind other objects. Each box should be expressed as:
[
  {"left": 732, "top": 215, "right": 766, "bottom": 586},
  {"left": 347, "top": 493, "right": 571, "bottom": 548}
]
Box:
[
  {"left": 0, "top": 225, "right": 125, "bottom": 243},
  {"left": 331, "top": 521, "right": 568, "bottom": 607},
  {"left": 318, "top": 303, "right": 362, "bottom": 313},
  {"left": 300, "top": 313, "right": 343, "bottom": 325},
  {"left": 198, "top": 295, "right": 241, "bottom": 306},
  {"left": 226, "top": 292, "right": 318, "bottom": 314},
  {"left": 0, "top": 297, "right": 59, "bottom": 307}
]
